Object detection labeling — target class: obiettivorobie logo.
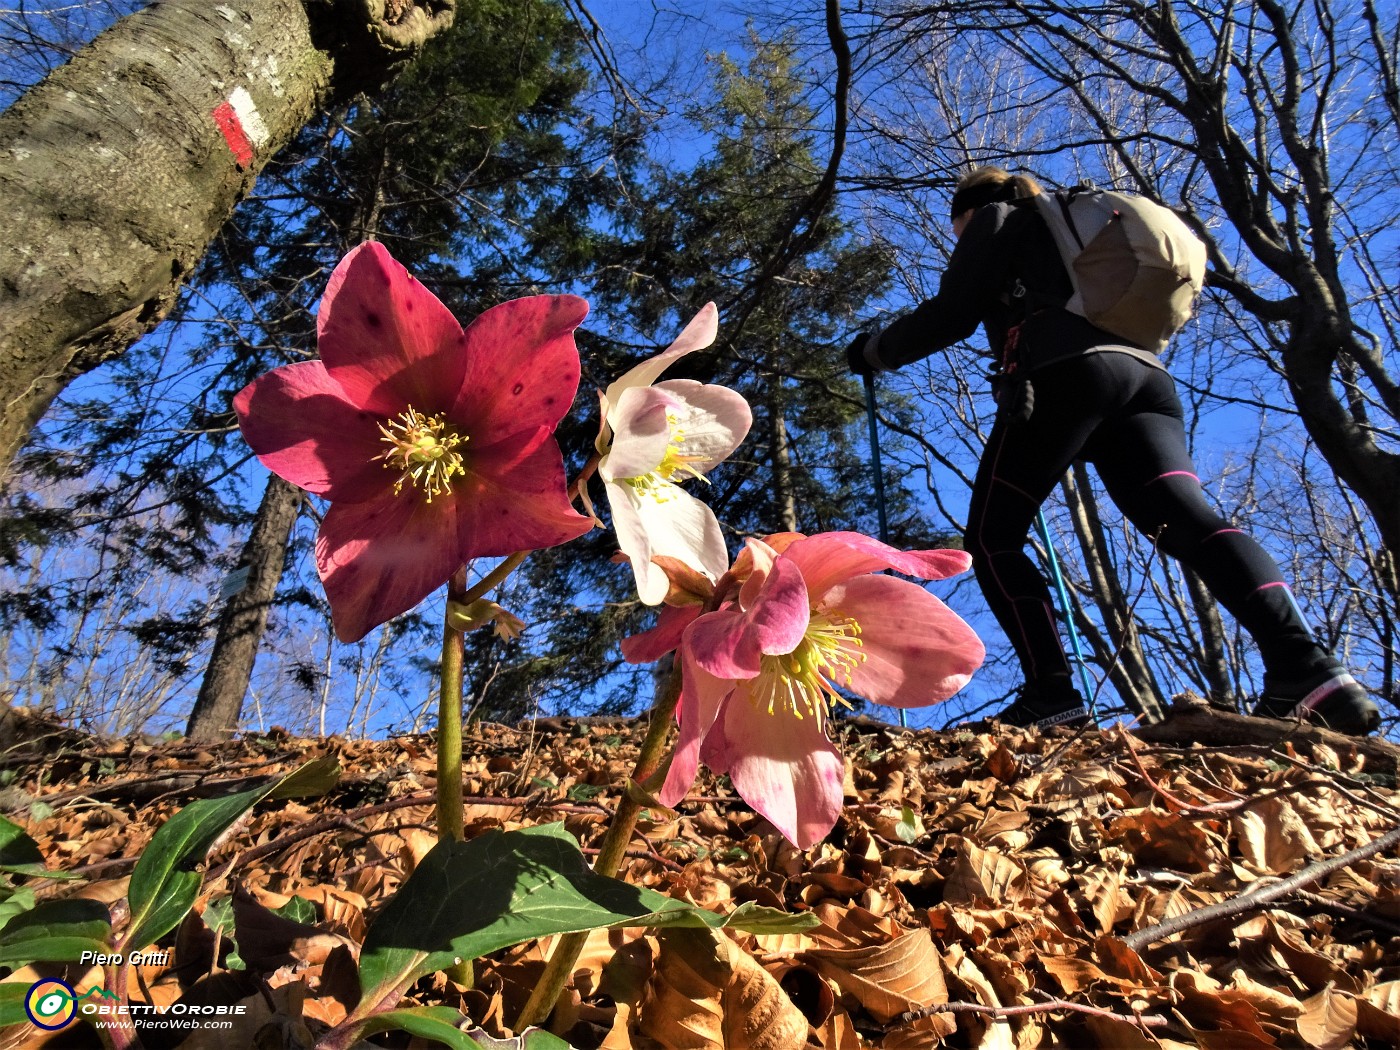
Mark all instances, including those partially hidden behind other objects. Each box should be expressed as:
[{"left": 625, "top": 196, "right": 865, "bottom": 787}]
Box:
[
  {"left": 24, "top": 979, "right": 118, "bottom": 1030},
  {"left": 22, "top": 978, "right": 244, "bottom": 1031}
]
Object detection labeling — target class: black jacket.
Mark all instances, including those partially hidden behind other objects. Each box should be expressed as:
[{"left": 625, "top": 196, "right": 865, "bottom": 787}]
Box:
[{"left": 869, "top": 199, "right": 1162, "bottom": 374}]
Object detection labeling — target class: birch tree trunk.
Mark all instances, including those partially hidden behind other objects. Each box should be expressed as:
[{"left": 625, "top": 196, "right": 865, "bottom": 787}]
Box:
[{"left": 0, "top": 0, "right": 454, "bottom": 475}]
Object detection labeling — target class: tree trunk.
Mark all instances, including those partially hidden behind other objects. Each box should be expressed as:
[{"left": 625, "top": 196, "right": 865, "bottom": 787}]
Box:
[
  {"left": 1180, "top": 565, "right": 1235, "bottom": 707},
  {"left": 185, "top": 473, "right": 302, "bottom": 741},
  {"left": 0, "top": 0, "right": 454, "bottom": 476},
  {"left": 1062, "top": 465, "right": 1165, "bottom": 722},
  {"left": 768, "top": 403, "right": 799, "bottom": 533}
]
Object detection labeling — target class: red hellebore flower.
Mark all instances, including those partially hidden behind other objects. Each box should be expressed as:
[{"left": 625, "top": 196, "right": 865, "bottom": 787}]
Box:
[{"left": 235, "top": 242, "right": 594, "bottom": 642}]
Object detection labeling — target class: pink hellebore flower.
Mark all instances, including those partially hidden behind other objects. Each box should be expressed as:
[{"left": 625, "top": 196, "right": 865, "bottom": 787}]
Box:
[
  {"left": 235, "top": 242, "right": 594, "bottom": 642},
  {"left": 630, "top": 531, "right": 984, "bottom": 850},
  {"left": 595, "top": 304, "right": 752, "bottom": 605}
]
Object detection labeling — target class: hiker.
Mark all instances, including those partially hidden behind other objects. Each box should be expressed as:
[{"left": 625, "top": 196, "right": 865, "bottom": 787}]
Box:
[{"left": 847, "top": 165, "right": 1379, "bottom": 735}]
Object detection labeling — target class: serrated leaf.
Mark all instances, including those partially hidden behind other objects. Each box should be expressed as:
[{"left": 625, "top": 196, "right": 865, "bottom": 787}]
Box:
[
  {"left": 123, "top": 784, "right": 268, "bottom": 953},
  {"left": 123, "top": 760, "right": 324, "bottom": 953},
  {"left": 0, "top": 898, "right": 111, "bottom": 966},
  {"left": 358, "top": 823, "right": 816, "bottom": 1004}
]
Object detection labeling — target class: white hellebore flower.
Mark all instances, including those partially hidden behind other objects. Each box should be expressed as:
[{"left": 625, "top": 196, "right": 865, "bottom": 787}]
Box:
[{"left": 597, "top": 304, "right": 752, "bottom": 605}]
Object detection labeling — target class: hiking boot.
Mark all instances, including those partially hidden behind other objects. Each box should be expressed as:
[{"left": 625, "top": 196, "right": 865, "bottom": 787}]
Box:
[
  {"left": 1253, "top": 660, "right": 1380, "bottom": 736},
  {"left": 996, "top": 678, "right": 1092, "bottom": 730}
]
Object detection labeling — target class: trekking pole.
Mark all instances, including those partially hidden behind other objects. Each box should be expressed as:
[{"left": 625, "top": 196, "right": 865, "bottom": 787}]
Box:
[
  {"left": 1033, "top": 509, "right": 1096, "bottom": 715},
  {"left": 862, "top": 372, "right": 906, "bottom": 728}
]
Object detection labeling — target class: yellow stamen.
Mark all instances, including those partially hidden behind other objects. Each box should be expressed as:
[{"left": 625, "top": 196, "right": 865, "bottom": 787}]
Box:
[
  {"left": 747, "top": 609, "right": 866, "bottom": 725},
  {"left": 375, "top": 406, "right": 467, "bottom": 503},
  {"left": 621, "top": 413, "right": 710, "bottom": 501}
]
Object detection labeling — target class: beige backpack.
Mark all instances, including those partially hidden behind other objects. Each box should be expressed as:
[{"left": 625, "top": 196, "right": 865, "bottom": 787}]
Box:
[{"left": 1033, "top": 188, "right": 1207, "bottom": 353}]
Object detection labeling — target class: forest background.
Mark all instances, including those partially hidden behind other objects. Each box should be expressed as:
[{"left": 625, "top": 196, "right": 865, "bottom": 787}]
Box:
[{"left": 1, "top": 0, "right": 1396, "bottom": 743}]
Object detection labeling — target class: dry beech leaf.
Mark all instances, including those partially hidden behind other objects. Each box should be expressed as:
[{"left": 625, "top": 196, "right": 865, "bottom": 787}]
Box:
[
  {"left": 804, "top": 929, "right": 947, "bottom": 1025},
  {"left": 638, "top": 927, "right": 807, "bottom": 1050},
  {"left": 1232, "top": 797, "right": 1320, "bottom": 875},
  {"left": 943, "top": 838, "right": 1029, "bottom": 905},
  {"left": 1295, "top": 985, "right": 1357, "bottom": 1050}
]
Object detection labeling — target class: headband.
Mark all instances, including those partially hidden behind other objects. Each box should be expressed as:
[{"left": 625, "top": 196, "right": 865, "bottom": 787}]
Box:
[{"left": 949, "top": 180, "right": 1015, "bottom": 219}]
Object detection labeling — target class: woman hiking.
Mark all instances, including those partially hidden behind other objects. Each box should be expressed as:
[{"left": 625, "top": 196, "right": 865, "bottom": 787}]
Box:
[{"left": 848, "top": 165, "right": 1379, "bottom": 735}]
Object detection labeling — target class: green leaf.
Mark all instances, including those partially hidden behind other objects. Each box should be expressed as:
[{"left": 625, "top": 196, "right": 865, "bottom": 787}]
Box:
[
  {"left": 268, "top": 757, "right": 340, "bottom": 799},
  {"left": 0, "top": 983, "right": 29, "bottom": 1027},
  {"left": 274, "top": 895, "right": 318, "bottom": 925},
  {"left": 203, "top": 895, "right": 235, "bottom": 937},
  {"left": 0, "top": 885, "right": 36, "bottom": 931},
  {"left": 465, "top": 1028, "right": 574, "bottom": 1049},
  {"left": 123, "top": 760, "right": 327, "bottom": 953},
  {"left": 358, "top": 823, "right": 817, "bottom": 1004},
  {"left": 895, "top": 804, "right": 921, "bottom": 844},
  {"left": 0, "top": 815, "right": 44, "bottom": 867},
  {"left": 0, "top": 898, "right": 111, "bottom": 966},
  {"left": 356, "top": 1007, "right": 486, "bottom": 1049},
  {"left": 0, "top": 814, "right": 73, "bottom": 878},
  {"left": 123, "top": 784, "right": 268, "bottom": 954}
]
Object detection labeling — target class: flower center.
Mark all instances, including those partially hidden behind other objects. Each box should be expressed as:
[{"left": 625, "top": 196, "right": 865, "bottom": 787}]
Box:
[
  {"left": 621, "top": 413, "right": 709, "bottom": 500},
  {"left": 375, "top": 406, "right": 467, "bottom": 503},
  {"left": 748, "top": 609, "right": 866, "bottom": 723}
]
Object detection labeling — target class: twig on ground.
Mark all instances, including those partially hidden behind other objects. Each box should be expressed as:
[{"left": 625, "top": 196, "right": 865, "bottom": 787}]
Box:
[{"left": 1121, "top": 823, "right": 1400, "bottom": 952}]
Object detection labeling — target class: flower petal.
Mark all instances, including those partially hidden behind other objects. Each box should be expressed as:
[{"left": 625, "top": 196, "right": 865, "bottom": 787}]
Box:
[
  {"left": 602, "top": 303, "right": 719, "bottom": 416},
  {"left": 605, "top": 480, "right": 728, "bottom": 605},
  {"left": 317, "top": 242, "right": 468, "bottom": 416},
  {"left": 657, "top": 641, "right": 733, "bottom": 809},
  {"left": 689, "top": 553, "right": 809, "bottom": 679},
  {"left": 234, "top": 361, "right": 387, "bottom": 502},
  {"left": 598, "top": 386, "right": 676, "bottom": 481},
  {"left": 620, "top": 604, "right": 702, "bottom": 664},
  {"left": 653, "top": 379, "right": 752, "bottom": 472},
  {"left": 785, "top": 531, "right": 973, "bottom": 599},
  {"left": 702, "top": 688, "right": 845, "bottom": 850},
  {"left": 452, "top": 294, "right": 588, "bottom": 441},
  {"left": 824, "top": 575, "right": 985, "bottom": 706},
  {"left": 317, "top": 494, "right": 464, "bottom": 643},
  {"left": 456, "top": 431, "right": 595, "bottom": 558}
]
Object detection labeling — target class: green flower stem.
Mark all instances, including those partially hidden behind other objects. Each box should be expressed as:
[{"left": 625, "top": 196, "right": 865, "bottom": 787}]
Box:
[
  {"left": 437, "top": 566, "right": 470, "bottom": 843},
  {"left": 460, "top": 550, "right": 528, "bottom": 607},
  {"left": 513, "top": 658, "right": 683, "bottom": 1030}
]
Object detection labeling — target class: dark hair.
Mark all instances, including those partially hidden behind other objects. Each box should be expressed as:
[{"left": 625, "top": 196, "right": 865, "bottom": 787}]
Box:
[{"left": 949, "top": 166, "right": 1044, "bottom": 219}]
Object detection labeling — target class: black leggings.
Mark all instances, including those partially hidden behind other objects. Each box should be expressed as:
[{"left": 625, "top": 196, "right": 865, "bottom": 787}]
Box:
[{"left": 964, "top": 352, "right": 1321, "bottom": 685}]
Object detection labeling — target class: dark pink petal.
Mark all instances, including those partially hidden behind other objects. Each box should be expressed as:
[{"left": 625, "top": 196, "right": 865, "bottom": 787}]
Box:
[
  {"left": 785, "top": 531, "right": 973, "bottom": 600},
  {"left": 702, "top": 689, "right": 845, "bottom": 850},
  {"left": 317, "top": 242, "right": 469, "bottom": 416},
  {"left": 657, "top": 640, "right": 733, "bottom": 809},
  {"left": 453, "top": 430, "right": 594, "bottom": 558},
  {"left": 620, "top": 604, "right": 701, "bottom": 664},
  {"left": 824, "top": 575, "right": 985, "bottom": 706},
  {"left": 452, "top": 295, "right": 588, "bottom": 441},
  {"left": 688, "top": 555, "right": 809, "bottom": 679},
  {"left": 234, "top": 361, "right": 390, "bottom": 503},
  {"left": 685, "top": 606, "right": 757, "bottom": 679},
  {"left": 317, "top": 493, "right": 465, "bottom": 643}
]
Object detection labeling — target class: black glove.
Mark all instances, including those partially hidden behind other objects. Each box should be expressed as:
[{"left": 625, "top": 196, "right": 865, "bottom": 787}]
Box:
[{"left": 846, "top": 333, "right": 875, "bottom": 376}]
